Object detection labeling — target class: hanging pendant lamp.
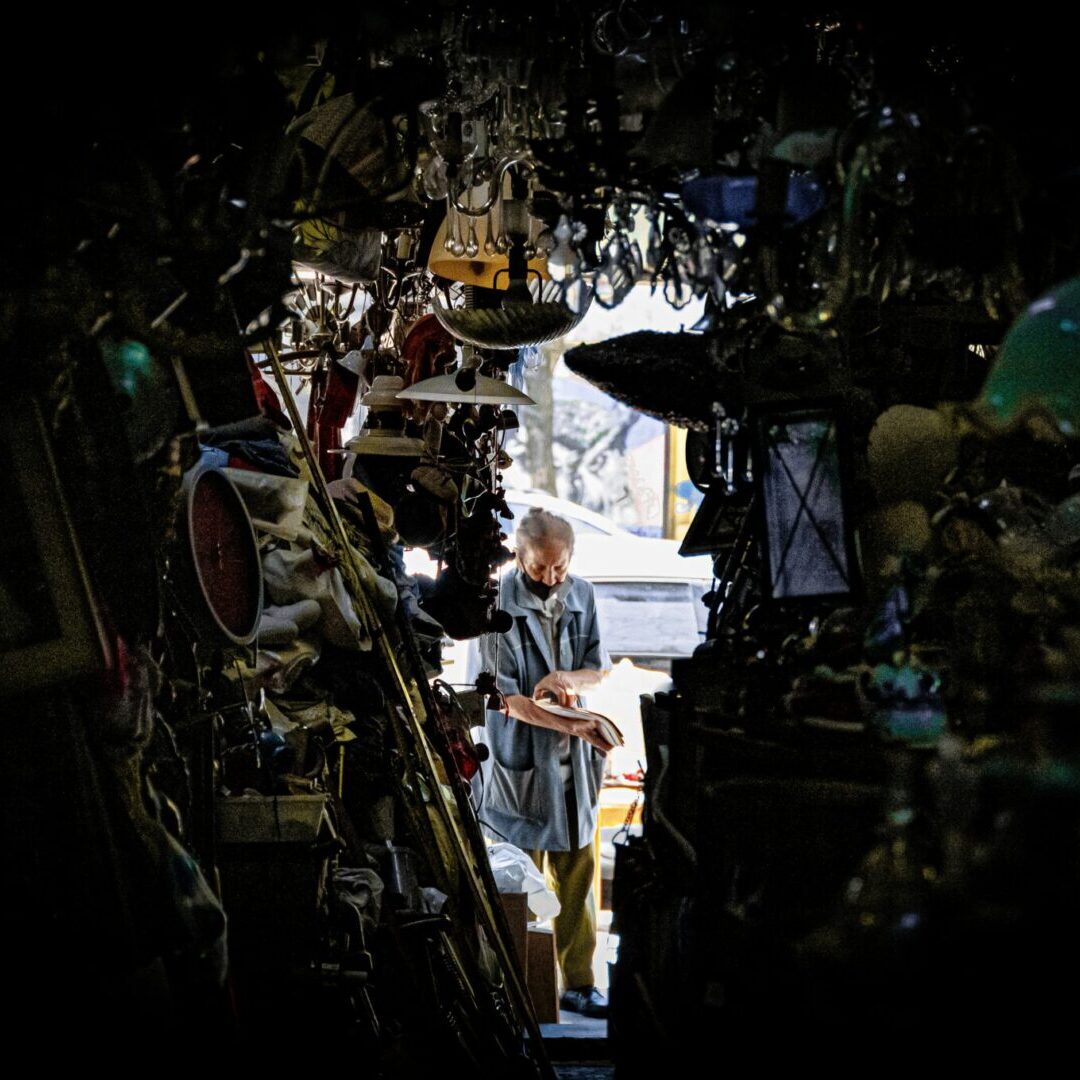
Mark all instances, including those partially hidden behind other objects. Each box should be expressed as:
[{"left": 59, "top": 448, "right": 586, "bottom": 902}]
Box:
[
  {"left": 396, "top": 372, "right": 535, "bottom": 406},
  {"left": 346, "top": 376, "right": 426, "bottom": 456},
  {"left": 427, "top": 212, "right": 549, "bottom": 290},
  {"left": 427, "top": 174, "right": 590, "bottom": 349}
]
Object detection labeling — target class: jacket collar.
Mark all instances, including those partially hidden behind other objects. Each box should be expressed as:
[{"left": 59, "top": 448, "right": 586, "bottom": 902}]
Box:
[
  {"left": 501, "top": 569, "right": 587, "bottom": 615},
  {"left": 500, "top": 569, "right": 587, "bottom": 674}
]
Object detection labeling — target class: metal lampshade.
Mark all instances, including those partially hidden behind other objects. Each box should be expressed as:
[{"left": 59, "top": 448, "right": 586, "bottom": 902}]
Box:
[
  {"left": 431, "top": 285, "right": 591, "bottom": 350},
  {"left": 396, "top": 373, "right": 535, "bottom": 406}
]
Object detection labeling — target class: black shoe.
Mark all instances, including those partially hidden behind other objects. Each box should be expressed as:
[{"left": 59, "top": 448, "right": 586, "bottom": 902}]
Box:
[{"left": 559, "top": 985, "right": 608, "bottom": 1019}]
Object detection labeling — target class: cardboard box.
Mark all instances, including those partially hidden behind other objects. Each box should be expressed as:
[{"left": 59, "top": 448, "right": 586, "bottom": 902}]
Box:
[
  {"left": 497, "top": 891, "right": 560, "bottom": 1024},
  {"left": 527, "top": 925, "right": 560, "bottom": 1024},
  {"left": 497, "top": 891, "right": 529, "bottom": 973}
]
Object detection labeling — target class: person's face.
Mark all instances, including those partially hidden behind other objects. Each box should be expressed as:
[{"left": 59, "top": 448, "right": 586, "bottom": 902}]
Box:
[{"left": 517, "top": 537, "right": 572, "bottom": 588}]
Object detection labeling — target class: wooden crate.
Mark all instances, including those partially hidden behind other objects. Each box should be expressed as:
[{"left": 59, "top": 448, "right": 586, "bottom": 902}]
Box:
[
  {"left": 526, "top": 926, "right": 559, "bottom": 1024},
  {"left": 497, "top": 891, "right": 560, "bottom": 1024}
]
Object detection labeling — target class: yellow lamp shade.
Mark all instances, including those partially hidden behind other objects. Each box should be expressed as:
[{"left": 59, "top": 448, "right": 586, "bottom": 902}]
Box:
[{"left": 427, "top": 213, "right": 549, "bottom": 289}]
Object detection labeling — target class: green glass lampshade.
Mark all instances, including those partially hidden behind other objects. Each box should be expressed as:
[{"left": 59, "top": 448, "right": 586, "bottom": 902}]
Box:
[{"left": 979, "top": 276, "right": 1080, "bottom": 436}]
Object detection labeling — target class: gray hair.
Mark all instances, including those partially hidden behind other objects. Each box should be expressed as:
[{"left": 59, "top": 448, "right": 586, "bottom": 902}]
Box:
[{"left": 514, "top": 506, "right": 575, "bottom": 554}]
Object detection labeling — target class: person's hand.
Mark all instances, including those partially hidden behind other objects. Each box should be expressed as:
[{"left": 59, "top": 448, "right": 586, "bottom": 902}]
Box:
[
  {"left": 505, "top": 694, "right": 558, "bottom": 726},
  {"left": 505, "top": 694, "right": 613, "bottom": 754},
  {"left": 571, "top": 717, "right": 615, "bottom": 755},
  {"left": 533, "top": 671, "right": 578, "bottom": 708}
]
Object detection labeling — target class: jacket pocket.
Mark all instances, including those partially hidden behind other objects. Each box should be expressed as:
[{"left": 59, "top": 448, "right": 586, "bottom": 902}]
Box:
[{"left": 489, "top": 762, "right": 544, "bottom": 825}]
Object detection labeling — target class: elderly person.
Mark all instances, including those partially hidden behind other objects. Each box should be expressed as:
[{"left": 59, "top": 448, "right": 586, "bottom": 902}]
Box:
[{"left": 473, "top": 507, "right": 614, "bottom": 1018}]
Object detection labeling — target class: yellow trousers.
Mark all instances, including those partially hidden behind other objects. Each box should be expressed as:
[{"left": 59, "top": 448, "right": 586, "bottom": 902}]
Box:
[{"left": 528, "top": 840, "right": 597, "bottom": 990}]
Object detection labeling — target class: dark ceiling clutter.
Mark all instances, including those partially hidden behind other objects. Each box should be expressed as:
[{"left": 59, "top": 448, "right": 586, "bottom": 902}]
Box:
[{"left": 2, "top": 4, "right": 1080, "bottom": 1067}]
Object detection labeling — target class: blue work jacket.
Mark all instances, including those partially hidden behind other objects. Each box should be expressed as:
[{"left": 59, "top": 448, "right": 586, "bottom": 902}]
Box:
[{"left": 470, "top": 569, "right": 611, "bottom": 852}]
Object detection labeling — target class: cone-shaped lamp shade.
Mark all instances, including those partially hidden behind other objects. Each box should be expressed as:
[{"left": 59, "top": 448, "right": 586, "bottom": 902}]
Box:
[{"left": 396, "top": 373, "right": 535, "bottom": 405}]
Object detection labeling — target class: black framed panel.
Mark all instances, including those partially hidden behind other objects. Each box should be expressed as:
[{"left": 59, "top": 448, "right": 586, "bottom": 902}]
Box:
[{"left": 749, "top": 401, "right": 861, "bottom": 605}]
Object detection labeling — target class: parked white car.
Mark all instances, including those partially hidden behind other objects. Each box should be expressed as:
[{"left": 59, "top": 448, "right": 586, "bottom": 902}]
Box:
[
  {"left": 500, "top": 488, "right": 627, "bottom": 538},
  {"left": 568, "top": 533, "right": 712, "bottom": 781},
  {"left": 572, "top": 534, "right": 712, "bottom": 667}
]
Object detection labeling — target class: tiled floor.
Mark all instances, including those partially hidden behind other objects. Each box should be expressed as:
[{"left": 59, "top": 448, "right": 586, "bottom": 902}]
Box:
[
  {"left": 539, "top": 908, "right": 613, "bottom": 1041},
  {"left": 532, "top": 890, "right": 615, "bottom": 1062},
  {"left": 542, "top": 1014, "right": 608, "bottom": 1039}
]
